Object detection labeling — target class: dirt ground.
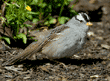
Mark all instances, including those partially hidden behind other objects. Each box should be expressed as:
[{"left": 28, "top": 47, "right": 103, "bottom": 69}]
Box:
[{"left": 1, "top": 0, "right": 110, "bottom": 81}]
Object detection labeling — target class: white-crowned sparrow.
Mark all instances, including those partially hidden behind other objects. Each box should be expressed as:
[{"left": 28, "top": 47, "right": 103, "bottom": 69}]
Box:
[{"left": 2, "top": 12, "right": 92, "bottom": 66}]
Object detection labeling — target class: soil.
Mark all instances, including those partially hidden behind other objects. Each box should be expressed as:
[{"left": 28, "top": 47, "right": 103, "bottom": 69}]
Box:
[{"left": 0, "top": 0, "right": 110, "bottom": 81}]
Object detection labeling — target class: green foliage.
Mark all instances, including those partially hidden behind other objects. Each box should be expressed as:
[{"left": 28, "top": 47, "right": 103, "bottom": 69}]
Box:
[
  {"left": 5, "top": 0, "right": 35, "bottom": 35},
  {"left": 58, "top": 17, "right": 69, "bottom": 24},
  {"left": 44, "top": 17, "right": 56, "bottom": 26},
  {"left": 3, "top": 0, "right": 77, "bottom": 44},
  {"left": 14, "top": 33, "right": 27, "bottom": 44},
  {"left": 29, "top": 0, "right": 77, "bottom": 24},
  {"left": 0, "top": 37, "right": 10, "bottom": 44}
]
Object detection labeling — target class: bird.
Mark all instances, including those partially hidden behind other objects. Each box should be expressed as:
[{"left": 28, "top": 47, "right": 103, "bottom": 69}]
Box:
[{"left": 2, "top": 12, "right": 92, "bottom": 66}]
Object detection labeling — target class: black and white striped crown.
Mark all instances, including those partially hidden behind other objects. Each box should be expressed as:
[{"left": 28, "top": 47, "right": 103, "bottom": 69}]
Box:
[{"left": 75, "top": 12, "right": 90, "bottom": 22}]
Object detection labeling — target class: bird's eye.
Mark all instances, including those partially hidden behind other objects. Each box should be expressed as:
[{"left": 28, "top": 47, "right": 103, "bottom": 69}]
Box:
[
  {"left": 81, "top": 13, "right": 90, "bottom": 22},
  {"left": 80, "top": 20, "right": 83, "bottom": 22}
]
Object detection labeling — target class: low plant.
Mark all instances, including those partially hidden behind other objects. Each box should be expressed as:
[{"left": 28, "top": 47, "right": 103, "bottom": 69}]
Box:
[{"left": 1, "top": 0, "right": 77, "bottom": 44}]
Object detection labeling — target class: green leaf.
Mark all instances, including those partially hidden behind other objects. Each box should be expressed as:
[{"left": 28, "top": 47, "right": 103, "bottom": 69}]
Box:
[
  {"left": 27, "top": 11, "right": 39, "bottom": 15},
  {"left": 16, "top": 33, "right": 27, "bottom": 44},
  {"left": 0, "top": 17, "right": 6, "bottom": 23},
  {"left": 20, "top": 24, "right": 24, "bottom": 28},
  {"left": 30, "top": 0, "right": 39, "bottom": 5},
  {"left": 27, "top": 15, "right": 33, "bottom": 20},
  {"left": 44, "top": 21, "right": 49, "bottom": 25},
  {"left": 64, "top": 1, "right": 68, "bottom": 5},
  {"left": 25, "top": 24, "right": 32, "bottom": 27},
  {"left": 3, "top": 37, "right": 10, "bottom": 44},
  {"left": 6, "top": 15, "right": 13, "bottom": 23},
  {"left": 70, "top": 5, "right": 74, "bottom": 8},
  {"left": 32, "top": 18, "right": 38, "bottom": 23},
  {"left": 30, "top": 37, "right": 34, "bottom": 39},
  {"left": 42, "top": 3, "right": 47, "bottom": 8},
  {"left": 5, "top": 2, "right": 10, "bottom": 6},
  {"left": 68, "top": 0, "right": 73, "bottom": 1},
  {"left": 16, "top": 20, "right": 20, "bottom": 24},
  {"left": 49, "top": 18, "right": 56, "bottom": 24},
  {"left": 58, "top": 17, "right": 69, "bottom": 24},
  {"left": 70, "top": 10, "right": 78, "bottom": 15},
  {"left": 11, "top": 22, "right": 15, "bottom": 25},
  {"left": 35, "top": 39, "right": 38, "bottom": 41},
  {"left": 58, "top": 3, "right": 61, "bottom": 6},
  {"left": 48, "top": 5, "right": 52, "bottom": 10}
]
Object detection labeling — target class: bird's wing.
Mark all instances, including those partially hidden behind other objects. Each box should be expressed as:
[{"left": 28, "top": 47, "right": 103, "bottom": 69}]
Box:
[{"left": 2, "top": 25, "right": 69, "bottom": 66}]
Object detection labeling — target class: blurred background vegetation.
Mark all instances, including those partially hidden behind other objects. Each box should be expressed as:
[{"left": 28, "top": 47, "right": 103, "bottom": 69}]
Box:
[{"left": 0, "top": 0, "right": 78, "bottom": 45}]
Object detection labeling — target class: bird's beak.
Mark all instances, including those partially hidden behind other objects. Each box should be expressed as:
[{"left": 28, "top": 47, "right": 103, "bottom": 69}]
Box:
[{"left": 86, "top": 22, "right": 93, "bottom": 26}]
